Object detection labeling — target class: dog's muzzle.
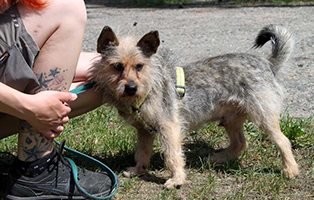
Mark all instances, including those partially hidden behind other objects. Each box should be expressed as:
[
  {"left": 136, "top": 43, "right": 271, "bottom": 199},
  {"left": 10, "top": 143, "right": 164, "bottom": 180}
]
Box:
[{"left": 125, "top": 80, "right": 137, "bottom": 96}]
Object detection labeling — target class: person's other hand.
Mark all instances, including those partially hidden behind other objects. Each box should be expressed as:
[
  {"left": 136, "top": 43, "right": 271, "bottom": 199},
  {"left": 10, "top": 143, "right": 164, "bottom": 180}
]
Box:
[{"left": 21, "top": 91, "right": 77, "bottom": 138}]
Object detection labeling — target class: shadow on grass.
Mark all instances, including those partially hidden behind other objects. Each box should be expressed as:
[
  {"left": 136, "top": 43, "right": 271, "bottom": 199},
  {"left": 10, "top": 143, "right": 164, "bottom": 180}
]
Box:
[
  {"left": 66, "top": 140, "right": 236, "bottom": 169},
  {"left": 63, "top": 150, "right": 136, "bottom": 172},
  {"left": 138, "top": 173, "right": 167, "bottom": 185},
  {"left": 63, "top": 138, "right": 283, "bottom": 187},
  {"left": 184, "top": 141, "right": 244, "bottom": 173}
]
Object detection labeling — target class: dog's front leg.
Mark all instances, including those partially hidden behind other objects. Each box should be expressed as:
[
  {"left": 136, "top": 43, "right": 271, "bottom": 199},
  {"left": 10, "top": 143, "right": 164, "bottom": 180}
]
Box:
[
  {"left": 160, "top": 119, "right": 186, "bottom": 189},
  {"left": 123, "top": 127, "right": 155, "bottom": 177}
]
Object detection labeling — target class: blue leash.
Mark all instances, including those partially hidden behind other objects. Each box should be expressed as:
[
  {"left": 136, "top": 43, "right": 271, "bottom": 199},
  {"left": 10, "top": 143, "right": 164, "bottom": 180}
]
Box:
[
  {"left": 68, "top": 82, "right": 96, "bottom": 95},
  {"left": 54, "top": 82, "right": 119, "bottom": 199}
]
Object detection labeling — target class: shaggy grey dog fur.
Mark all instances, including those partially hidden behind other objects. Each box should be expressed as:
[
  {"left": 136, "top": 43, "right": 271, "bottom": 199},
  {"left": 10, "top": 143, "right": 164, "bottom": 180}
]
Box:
[{"left": 91, "top": 24, "right": 299, "bottom": 189}]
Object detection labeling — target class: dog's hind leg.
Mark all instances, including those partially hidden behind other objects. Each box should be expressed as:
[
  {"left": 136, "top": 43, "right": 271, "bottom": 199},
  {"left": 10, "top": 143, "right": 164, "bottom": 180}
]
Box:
[
  {"left": 159, "top": 119, "right": 186, "bottom": 189},
  {"left": 260, "top": 117, "right": 299, "bottom": 178},
  {"left": 123, "top": 128, "right": 155, "bottom": 177},
  {"left": 247, "top": 90, "right": 299, "bottom": 178},
  {"left": 210, "top": 115, "right": 248, "bottom": 163}
]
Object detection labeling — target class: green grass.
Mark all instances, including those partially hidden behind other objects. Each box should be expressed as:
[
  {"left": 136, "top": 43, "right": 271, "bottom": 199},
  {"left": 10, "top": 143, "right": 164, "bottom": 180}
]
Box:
[{"left": 0, "top": 106, "right": 313, "bottom": 199}]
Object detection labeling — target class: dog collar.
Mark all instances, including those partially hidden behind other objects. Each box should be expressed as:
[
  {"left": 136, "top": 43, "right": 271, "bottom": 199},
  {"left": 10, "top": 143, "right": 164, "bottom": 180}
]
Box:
[
  {"left": 175, "top": 66, "right": 185, "bottom": 99},
  {"left": 121, "top": 89, "right": 157, "bottom": 134},
  {"left": 132, "top": 89, "right": 151, "bottom": 110},
  {"left": 118, "top": 89, "right": 151, "bottom": 115}
]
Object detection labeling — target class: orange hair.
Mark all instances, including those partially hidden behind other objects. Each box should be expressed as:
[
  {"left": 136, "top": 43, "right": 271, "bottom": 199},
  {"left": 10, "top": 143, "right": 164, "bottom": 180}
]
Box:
[
  {"left": 20, "top": 0, "right": 48, "bottom": 9},
  {"left": 0, "top": 0, "right": 48, "bottom": 12}
]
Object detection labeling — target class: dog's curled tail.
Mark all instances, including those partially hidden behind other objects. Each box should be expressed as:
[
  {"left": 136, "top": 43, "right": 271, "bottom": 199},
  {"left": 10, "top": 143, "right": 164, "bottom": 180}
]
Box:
[{"left": 253, "top": 24, "right": 294, "bottom": 74}]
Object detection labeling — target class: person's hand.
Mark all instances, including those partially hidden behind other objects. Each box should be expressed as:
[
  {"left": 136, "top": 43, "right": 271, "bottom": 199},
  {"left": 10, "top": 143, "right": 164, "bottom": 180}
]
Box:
[{"left": 20, "top": 91, "right": 77, "bottom": 138}]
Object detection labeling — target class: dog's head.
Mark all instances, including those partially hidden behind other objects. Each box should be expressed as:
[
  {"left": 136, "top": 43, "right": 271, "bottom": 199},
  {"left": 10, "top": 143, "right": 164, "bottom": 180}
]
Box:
[{"left": 92, "top": 26, "right": 160, "bottom": 103}]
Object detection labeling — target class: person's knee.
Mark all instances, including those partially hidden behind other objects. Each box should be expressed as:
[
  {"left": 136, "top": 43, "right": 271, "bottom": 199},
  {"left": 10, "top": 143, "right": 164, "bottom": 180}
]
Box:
[
  {"left": 67, "top": 0, "right": 87, "bottom": 26},
  {"left": 54, "top": 0, "right": 87, "bottom": 28}
]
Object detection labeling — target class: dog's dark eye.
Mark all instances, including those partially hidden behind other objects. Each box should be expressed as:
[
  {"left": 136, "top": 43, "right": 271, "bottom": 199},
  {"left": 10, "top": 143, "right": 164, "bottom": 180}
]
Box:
[
  {"left": 135, "top": 64, "right": 144, "bottom": 71},
  {"left": 114, "top": 63, "right": 124, "bottom": 72}
]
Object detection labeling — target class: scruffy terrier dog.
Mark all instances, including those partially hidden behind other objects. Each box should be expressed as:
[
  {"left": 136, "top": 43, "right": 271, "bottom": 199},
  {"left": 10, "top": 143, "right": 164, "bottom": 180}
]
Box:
[{"left": 90, "top": 25, "right": 299, "bottom": 189}]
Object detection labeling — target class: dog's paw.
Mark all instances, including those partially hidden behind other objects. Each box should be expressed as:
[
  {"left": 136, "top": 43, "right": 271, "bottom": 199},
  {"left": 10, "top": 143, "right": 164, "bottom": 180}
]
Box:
[
  {"left": 123, "top": 170, "right": 133, "bottom": 178},
  {"left": 284, "top": 164, "right": 299, "bottom": 179},
  {"left": 164, "top": 178, "right": 185, "bottom": 189},
  {"left": 123, "top": 166, "right": 147, "bottom": 177}
]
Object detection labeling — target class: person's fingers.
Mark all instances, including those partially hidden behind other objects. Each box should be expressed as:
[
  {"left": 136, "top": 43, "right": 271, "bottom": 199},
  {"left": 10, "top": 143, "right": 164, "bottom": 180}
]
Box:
[
  {"left": 42, "top": 130, "right": 57, "bottom": 139},
  {"left": 61, "top": 116, "right": 69, "bottom": 124},
  {"left": 60, "top": 105, "right": 72, "bottom": 116},
  {"left": 57, "top": 92, "right": 78, "bottom": 103},
  {"left": 52, "top": 125, "right": 64, "bottom": 133},
  {"left": 51, "top": 130, "right": 62, "bottom": 138},
  {"left": 42, "top": 126, "right": 63, "bottom": 139}
]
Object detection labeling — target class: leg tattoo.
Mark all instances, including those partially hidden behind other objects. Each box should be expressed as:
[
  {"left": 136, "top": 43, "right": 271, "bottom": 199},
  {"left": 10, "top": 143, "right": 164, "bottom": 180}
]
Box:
[
  {"left": 18, "top": 121, "right": 53, "bottom": 161},
  {"left": 18, "top": 67, "right": 70, "bottom": 161}
]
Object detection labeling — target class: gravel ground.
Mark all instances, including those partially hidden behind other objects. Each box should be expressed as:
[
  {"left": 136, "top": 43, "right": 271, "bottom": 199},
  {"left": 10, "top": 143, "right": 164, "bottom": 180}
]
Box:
[{"left": 83, "top": 4, "right": 314, "bottom": 118}]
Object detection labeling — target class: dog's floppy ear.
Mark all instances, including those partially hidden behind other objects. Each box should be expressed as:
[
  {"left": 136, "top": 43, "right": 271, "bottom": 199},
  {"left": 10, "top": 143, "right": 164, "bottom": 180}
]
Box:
[
  {"left": 97, "top": 26, "right": 119, "bottom": 53},
  {"left": 137, "top": 30, "right": 160, "bottom": 57}
]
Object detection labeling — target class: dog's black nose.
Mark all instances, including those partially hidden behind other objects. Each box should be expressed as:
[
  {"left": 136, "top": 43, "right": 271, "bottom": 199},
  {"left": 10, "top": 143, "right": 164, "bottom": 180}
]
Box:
[{"left": 125, "top": 81, "right": 137, "bottom": 96}]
